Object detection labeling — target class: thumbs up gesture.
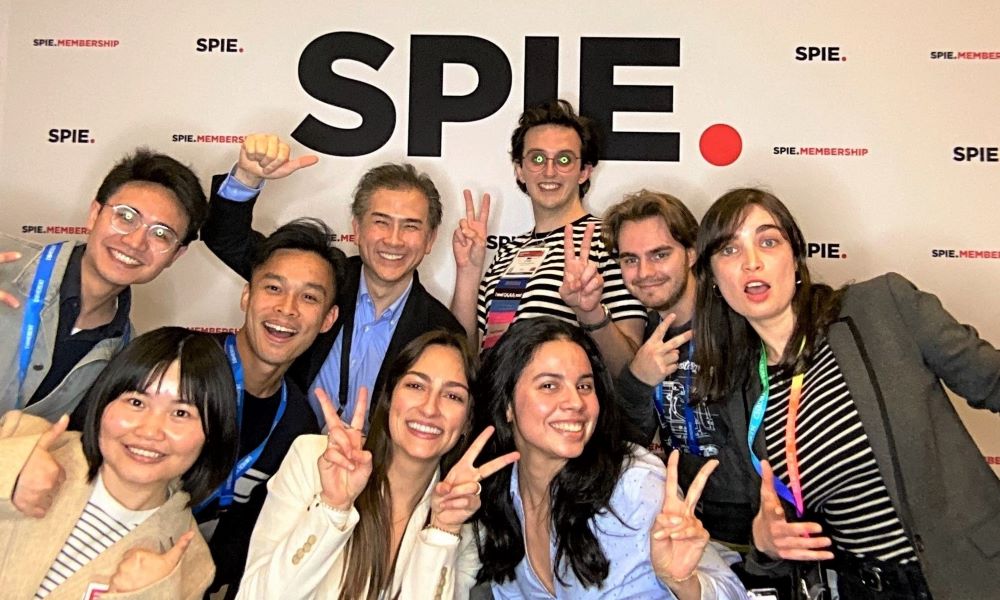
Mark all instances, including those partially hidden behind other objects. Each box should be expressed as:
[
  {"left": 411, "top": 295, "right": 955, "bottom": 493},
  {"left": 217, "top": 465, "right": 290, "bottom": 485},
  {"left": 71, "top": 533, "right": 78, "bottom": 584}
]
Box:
[
  {"left": 13, "top": 414, "right": 68, "bottom": 518},
  {"left": 752, "top": 460, "right": 834, "bottom": 560},
  {"left": 108, "top": 529, "right": 196, "bottom": 593}
]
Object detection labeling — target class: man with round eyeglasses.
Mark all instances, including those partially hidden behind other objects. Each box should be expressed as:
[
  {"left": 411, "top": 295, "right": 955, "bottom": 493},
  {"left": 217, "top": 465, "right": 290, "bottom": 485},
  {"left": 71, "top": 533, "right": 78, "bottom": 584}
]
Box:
[
  {"left": 0, "top": 149, "right": 207, "bottom": 421},
  {"left": 450, "top": 99, "right": 645, "bottom": 375}
]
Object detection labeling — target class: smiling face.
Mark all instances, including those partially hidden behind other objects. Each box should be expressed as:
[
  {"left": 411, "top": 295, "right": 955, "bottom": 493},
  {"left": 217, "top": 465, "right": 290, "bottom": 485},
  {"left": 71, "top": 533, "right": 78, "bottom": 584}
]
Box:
[
  {"left": 98, "top": 360, "right": 206, "bottom": 510},
  {"left": 83, "top": 181, "right": 190, "bottom": 289},
  {"left": 710, "top": 204, "right": 798, "bottom": 335},
  {"left": 239, "top": 248, "right": 338, "bottom": 370},
  {"left": 388, "top": 344, "right": 471, "bottom": 465},
  {"left": 352, "top": 187, "right": 436, "bottom": 297},
  {"left": 508, "top": 338, "right": 598, "bottom": 474},
  {"left": 617, "top": 216, "right": 696, "bottom": 316},
  {"left": 514, "top": 124, "right": 593, "bottom": 222}
]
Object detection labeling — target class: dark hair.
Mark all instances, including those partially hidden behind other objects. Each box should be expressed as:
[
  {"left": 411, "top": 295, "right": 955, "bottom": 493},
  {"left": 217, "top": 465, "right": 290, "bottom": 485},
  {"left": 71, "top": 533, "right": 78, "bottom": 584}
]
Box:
[
  {"left": 474, "top": 317, "right": 630, "bottom": 589},
  {"left": 602, "top": 189, "right": 699, "bottom": 255},
  {"left": 81, "top": 327, "right": 238, "bottom": 506},
  {"left": 251, "top": 217, "right": 346, "bottom": 309},
  {"left": 351, "top": 163, "right": 443, "bottom": 231},
  {"left": 339, "top": 329, "right": 478, "bottom": 600},
  {"left": 510, "top": 99, "right": 602, "bottom": 199},
  {"left": 693, "top": 188, "right": 844, "bottom": 401},
  {"left": 95, "top": 148, "right": 207, "bottom": 245}
]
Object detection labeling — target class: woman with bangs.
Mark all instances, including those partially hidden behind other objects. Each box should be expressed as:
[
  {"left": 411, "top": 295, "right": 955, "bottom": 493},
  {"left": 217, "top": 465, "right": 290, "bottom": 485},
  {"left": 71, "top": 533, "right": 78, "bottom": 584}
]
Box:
[
  {"left": 238, "top": 330, "right": 518, "bottom": 600},
  {"left": 0, "top": 327, "right": 238, "bottom": 599},
  {"left": 474, "top": 317, "right": 747, "bottom": 599},
  {"left": 693, "top": 188, "right": 1000, "bottom": 599}
]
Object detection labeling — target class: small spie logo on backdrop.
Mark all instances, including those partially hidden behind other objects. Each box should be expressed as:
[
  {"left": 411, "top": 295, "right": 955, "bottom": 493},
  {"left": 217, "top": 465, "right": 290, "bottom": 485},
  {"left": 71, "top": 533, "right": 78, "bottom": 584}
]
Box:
[
  {"left": 172, "top": 134, "right": 246, "bottom": 144},
  {"left": 930, "top": 51, "right": 1000, "bottom": 61},
  {"left": 22, "top": 225, "right": 90, "bottom": 236},
  {"left": 953, "top": 146, "right": 998, "bottom": 163},
  {"left": 328, "top": 232, "right": 357, "bottom": 244},
  {"left": 196, "top": 38, "right": 244, "bottom": 53},
  {"left": 33, "top": 38, "right": 119, "bottom": 49},
  {"left": 773, "top": 146, "right": 869, "bottom": 157},
  {"left": 795, "top": 46, "right": 846, "bottom": 62},
  {"left": 806, "top": 242, "right": 847, "bottom": 260},
  {"left": 931, "top": 248, "right": 1000, "bottom": 260},
  {"left": 188, "top": 326, "right": 240, "bottom": 334},
  {"left": 48, "top": 128, "right": 94, "bottom": 144}
]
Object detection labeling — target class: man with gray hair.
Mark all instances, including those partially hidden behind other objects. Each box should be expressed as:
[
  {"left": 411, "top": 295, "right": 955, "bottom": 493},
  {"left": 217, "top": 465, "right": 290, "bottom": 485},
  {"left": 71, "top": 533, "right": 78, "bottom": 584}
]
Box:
[{"left": 201, "top": 134, "right": 462, "bottom": 429}]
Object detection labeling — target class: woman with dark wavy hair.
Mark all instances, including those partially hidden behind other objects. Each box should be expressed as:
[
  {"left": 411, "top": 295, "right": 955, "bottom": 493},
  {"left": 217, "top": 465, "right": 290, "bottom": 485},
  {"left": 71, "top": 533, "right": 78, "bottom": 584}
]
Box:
[
  {"left": 693, "top": 188, "right": 1000, "bottom": 599},
  {"left": 239, "top": 330, "right": 518, "bottom": 600},
  {"left": 474, "top": 317, "right": 746, "bottom": 599}
]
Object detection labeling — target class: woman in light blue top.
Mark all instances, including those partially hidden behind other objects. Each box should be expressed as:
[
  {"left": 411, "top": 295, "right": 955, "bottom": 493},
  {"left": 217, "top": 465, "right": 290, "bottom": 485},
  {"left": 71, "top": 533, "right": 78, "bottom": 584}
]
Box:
[{"left": 474, "top": 317, "right": 747, "bottom": 599}]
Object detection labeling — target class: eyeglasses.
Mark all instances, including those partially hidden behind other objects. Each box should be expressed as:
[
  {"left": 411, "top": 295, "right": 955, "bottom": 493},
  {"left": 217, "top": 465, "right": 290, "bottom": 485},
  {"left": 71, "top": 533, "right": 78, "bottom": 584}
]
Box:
[
  {"left": 520, "top": 150, "right": 580, "bottom": 173},
  {"left": 105, "top": 204, "right": 180, "bottom": 253}
]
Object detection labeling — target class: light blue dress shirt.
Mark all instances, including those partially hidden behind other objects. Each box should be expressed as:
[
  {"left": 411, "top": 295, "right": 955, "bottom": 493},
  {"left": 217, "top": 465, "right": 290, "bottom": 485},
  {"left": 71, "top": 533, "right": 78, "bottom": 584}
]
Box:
[
  {"left": 492, "top": 446, "right": 748, "bottom": 600},
  {"left": 308, "top": 270, "right": 412, "bottom": 430}
]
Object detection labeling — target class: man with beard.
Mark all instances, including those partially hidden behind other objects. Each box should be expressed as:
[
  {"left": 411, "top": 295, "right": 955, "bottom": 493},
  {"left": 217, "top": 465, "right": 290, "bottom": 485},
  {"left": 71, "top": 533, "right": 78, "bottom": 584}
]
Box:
[{"left": 602, "top": 190, "right": 754, "bottom": 549}]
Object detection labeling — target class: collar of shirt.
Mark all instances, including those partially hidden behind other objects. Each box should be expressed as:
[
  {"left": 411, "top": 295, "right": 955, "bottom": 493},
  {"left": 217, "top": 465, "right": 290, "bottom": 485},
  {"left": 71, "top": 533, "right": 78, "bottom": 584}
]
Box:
[
  {"left": 59, "top": 244, "right": 132, "bottom": 339},
  {"left": 356, "top": 269, "right": 414, "bottom": 327}
]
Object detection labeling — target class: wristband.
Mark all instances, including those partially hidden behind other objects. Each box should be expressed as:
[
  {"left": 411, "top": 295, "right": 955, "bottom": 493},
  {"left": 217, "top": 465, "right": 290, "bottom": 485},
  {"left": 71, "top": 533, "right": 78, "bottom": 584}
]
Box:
[
  {"left": 660, "top": 568, "right": 698, "bottom": 584},
  {"left": 579, "top": 304, "right": 612, "bottom": 332},
  {"left": 424, "top": 524, "right": 462, "bottom": 540}
]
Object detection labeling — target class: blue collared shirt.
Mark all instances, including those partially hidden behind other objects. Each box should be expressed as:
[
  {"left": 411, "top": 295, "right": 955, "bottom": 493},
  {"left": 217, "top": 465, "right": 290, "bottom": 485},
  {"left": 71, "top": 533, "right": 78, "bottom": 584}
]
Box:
[
  {"left": 492, "top": 446, "right": 747, "bottom": 600},
  {"left": 308, "top": 270, "right": 412, "bottom": 430}
]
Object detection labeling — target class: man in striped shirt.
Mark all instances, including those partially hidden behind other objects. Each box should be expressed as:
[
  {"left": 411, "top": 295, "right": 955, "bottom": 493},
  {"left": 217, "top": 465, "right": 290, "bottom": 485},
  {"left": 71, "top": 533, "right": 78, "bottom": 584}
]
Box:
[{"left": 450, "top": 100, "right": 645, "bottom": 374}]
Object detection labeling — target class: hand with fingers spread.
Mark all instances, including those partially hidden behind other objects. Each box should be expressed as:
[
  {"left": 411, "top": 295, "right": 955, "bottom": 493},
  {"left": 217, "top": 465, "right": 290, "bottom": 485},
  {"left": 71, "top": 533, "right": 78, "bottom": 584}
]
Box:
[
  {"left": 234, "top": 133, "right": 319, "bottom": 188},
  {"left": 651, "top": 450, "right": 717, "bottom": 595},
  {"left": 628, "top": 314, "right": 694, "bottom": 386},
  {"left": 429, "top": 426, "right": 519, "bottom": 534},
  {"left": 559, "top": 222, "right": 605, "bottom": 317},
  {"left": 316, "top": 387, "right": 373, "bottom": 511},
  {"left": 108, "top": 529, "right": 196, "bottom": 593},
  {"left": 13, "top": 414, "right": 68, "bottom": 518},
  {"left": 0, "top": 251, "right": 22, "bottom": 308},
  {"left": 452, "top": 190, "right": 491, "bottom": 272},
  {"left": 753, "top": 460, "right": 833, "bottom": 561}
]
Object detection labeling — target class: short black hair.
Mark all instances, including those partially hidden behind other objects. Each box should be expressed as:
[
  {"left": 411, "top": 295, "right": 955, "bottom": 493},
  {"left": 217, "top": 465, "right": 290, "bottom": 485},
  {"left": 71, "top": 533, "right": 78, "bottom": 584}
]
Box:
[
  {"left": 351, "top": 163, "right": 443, "bottom": 231},
  {"left": 510, "top": 99, "right": 603, "bottom": 198},
  {"left": 250, "top": 217, "right": 346, "bottom": 309},
  {"left": 95, "top": 148, "right": 207, "bottom": 245},
  {"left": 80, "top": 327, "right": 238, "bottom": 507}
]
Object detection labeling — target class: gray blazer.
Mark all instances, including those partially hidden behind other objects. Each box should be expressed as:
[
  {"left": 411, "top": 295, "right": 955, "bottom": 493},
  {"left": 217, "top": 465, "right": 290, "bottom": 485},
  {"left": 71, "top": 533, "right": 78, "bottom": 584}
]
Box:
[{"left": 722, "top": 273, "right": 1000, "bottom": 598}]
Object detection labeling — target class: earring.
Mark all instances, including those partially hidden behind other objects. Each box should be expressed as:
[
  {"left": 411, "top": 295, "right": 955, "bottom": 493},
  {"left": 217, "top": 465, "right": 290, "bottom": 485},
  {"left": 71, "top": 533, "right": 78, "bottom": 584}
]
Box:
[
  {"left": 712, "top": 284, "right": 722, "bottom": 297},
  {"left": 795, "top": 271, "right": 802, "bottom": 285}
]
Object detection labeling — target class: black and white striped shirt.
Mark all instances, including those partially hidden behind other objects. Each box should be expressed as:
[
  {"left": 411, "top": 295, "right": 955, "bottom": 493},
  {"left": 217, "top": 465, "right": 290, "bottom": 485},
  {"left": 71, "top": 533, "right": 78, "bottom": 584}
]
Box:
[
  {"left": 763, "top": 340, "right": 918, "bottom": 563},
  {"left": 476, "top": 215, "right": 646, "bottom": 337},
  {"left": 36, "top": 474, "right": 157, "bottom": 598}
]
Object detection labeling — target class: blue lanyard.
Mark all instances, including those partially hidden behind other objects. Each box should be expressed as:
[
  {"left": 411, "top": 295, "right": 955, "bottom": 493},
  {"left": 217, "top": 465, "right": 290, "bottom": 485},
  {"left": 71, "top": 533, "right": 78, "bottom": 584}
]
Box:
[
  {"left": 16, "top": 243, "right": 63, "bottom": 407},
  {"left": 747, "top": 343, "right": 797, "bottom": 508},
  {"left": 653, "top": 339, "right": 701, "bottom": 455},
  {"left": 196, "top": 335, "right": 287, "bottom": 512}
]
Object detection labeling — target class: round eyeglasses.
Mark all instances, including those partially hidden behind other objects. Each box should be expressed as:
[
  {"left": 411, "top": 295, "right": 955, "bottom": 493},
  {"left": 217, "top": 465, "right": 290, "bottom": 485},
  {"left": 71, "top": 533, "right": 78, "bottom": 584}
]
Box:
[
  {"left": 521, "top": 150, "right": 580, "bottom": 173},
  {"left": 105, "top": 204, "right": 180, "bottom": 253}
]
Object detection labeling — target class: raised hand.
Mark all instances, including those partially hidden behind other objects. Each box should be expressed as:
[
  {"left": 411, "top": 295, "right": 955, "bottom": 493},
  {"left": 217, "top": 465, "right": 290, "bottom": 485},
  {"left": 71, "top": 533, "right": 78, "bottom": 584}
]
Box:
[
  {"left": 108, "top": 529, "right": 195, "bottom": 593},
  {"left": 651, "top": 450, "right": 717, "bottom": 592},
  {"left": 0, "top": 251, "right": 23, "bottom": 308},
  {"left": 752, "top": 460, "right": 833, "bottom": 560},
  {"left": 13, "top": 414, "right": 68, "bottom": 518},
  {"left": 234, "top": 133, "right": 319, "bottom": 187},
  {"left": 316, "top": 387, "right": 373, "bottom": 511},
  {"left": 559, "top": 223, "right": 604, "bottom": 316},
  {"left": 429, "top": 426, "right": 519, "bottom": 534},
  {"left": 452, "top": 190, "right": 491, "bottom": 271},
  {"left": 628, "top": 314, "right": 694, "bottom": 386}
]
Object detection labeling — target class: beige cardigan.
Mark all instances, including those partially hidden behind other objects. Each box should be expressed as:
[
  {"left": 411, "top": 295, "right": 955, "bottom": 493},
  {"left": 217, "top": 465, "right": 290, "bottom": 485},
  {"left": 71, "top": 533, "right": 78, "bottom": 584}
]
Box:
[{"left": 0, "top": 411, "right": 214, "bottom": 599}]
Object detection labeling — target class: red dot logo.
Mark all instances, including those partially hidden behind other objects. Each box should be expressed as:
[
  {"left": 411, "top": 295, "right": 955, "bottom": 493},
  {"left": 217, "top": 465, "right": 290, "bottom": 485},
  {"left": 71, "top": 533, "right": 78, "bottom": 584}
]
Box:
[{"left": 700, "top": 124, "right": 742, "bottom": 166}]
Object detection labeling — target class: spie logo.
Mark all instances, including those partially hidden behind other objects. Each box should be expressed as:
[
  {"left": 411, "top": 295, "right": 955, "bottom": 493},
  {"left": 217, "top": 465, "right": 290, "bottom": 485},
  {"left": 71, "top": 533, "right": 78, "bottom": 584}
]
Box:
[{"left": 196, "top": 38, "right": 244, "bottom": 53}]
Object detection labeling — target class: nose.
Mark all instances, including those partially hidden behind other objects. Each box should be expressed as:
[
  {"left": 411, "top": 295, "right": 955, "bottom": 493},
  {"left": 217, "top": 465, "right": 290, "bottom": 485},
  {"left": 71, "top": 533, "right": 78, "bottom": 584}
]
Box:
[
  {"left": 275, "top": 292, "right": 299, "bottom": 317},
  {"left": 387, "top": 223, "right": 404, "bottom": 247},
  {"left": 542, "top": 157, "right": 558, "bottom": 177},
  {"left": 742, "top": 246, "right": 762, "bottom": 271},
  {"left": 121, "top": 224, "right": 149, "bottom": 250},
  {"left": 417, "top": 391, "right": 442, "bottom": 417},
  {"left": 560, "top": 387, "right": 585, "bottom": 411},
  {"left": 135, "top": 410, "right": 167, "bottom": 440},
  {"left": 637, "top": 257, "right": 654, "bottom": 279}
]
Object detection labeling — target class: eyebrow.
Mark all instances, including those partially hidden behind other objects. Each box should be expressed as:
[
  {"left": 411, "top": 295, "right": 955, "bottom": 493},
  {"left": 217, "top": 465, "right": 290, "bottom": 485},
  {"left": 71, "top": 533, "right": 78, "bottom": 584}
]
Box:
[
  {"left": 370, "top": 211, "right": 425, "bottom": 226},
  {"left": 524, "top": 148, "right": 577, "bottom": 155},
  {"left": 756, "top": 224, "right": 783, "bottom": 235},
  {"left": 404, "top": 370, "right": 470, "bottom": 392},
  {"left": 259, "top": 272, "right": 330, "bottom": 296},
  {"left": 110, "top": 203, "right": 180, "bottom": 234},
  {"left": 532, "top": 371, "right": 594, "bottom": 381}
]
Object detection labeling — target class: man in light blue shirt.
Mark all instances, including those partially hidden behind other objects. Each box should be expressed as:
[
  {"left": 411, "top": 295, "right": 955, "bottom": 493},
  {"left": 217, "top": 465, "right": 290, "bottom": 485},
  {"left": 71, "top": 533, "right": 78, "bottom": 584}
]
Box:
[{"left": 201, "top": 133, "right": 463, "bottom": 429}]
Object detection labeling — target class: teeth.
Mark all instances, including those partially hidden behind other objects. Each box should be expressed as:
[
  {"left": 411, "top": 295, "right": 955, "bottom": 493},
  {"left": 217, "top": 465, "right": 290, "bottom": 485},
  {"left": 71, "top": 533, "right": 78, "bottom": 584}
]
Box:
[
  {"left": 746, "top": 282, "right": 767, "bottom": 289},
  {"left": 128, "top": 446, "right": 163, "bottom": 459},
  {"left": 407, "top": 421, "right": 443, "bottom": 435},
  {"left": 539, "top": 183, "right": 560, "bottom": 190},
  {"left": 552, "top": 422, "right": 583, "bottom": 433},
  {"left": 264, "top": 322, "right": 297, "bottom": 334},
  {"left": 379, "top": 252, "right": 404, "bottom": 261},
  {"left": 111, "top": 249, "right": 141, "bottom": 265}
]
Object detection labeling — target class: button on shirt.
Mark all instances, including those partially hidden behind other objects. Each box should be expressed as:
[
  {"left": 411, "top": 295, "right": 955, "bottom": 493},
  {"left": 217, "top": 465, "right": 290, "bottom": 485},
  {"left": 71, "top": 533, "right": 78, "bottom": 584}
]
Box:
[{"left": 309, "top": 271, "right": 412, "bottom": 430}]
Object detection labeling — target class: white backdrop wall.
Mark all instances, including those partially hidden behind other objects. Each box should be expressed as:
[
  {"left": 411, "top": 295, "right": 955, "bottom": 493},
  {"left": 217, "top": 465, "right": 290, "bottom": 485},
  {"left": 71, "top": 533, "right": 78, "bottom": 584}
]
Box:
[{"left": 2, "top": 1, "right": 998, "bottom": 473}]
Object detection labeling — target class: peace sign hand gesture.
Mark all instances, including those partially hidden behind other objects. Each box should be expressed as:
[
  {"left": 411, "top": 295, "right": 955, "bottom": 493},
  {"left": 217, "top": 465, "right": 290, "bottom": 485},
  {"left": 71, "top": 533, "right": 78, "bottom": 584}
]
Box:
[
  {"left": 559, "top": 222, "right": 604, "bottom": 316},
  {"left": 316, "top": 387, "right": 373, "bottom": 511},
  {"left": 628, "top": 314, "right": 694, "bottom": 386},
  {"left": 651, "top": 450, "right": 717, "bottom": 594},
  {"left": 452, "top": 190, "right": 491, "bottom": 271},
  {"left": 429, "top": 426, "right": 519, "bottom": 534}
]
